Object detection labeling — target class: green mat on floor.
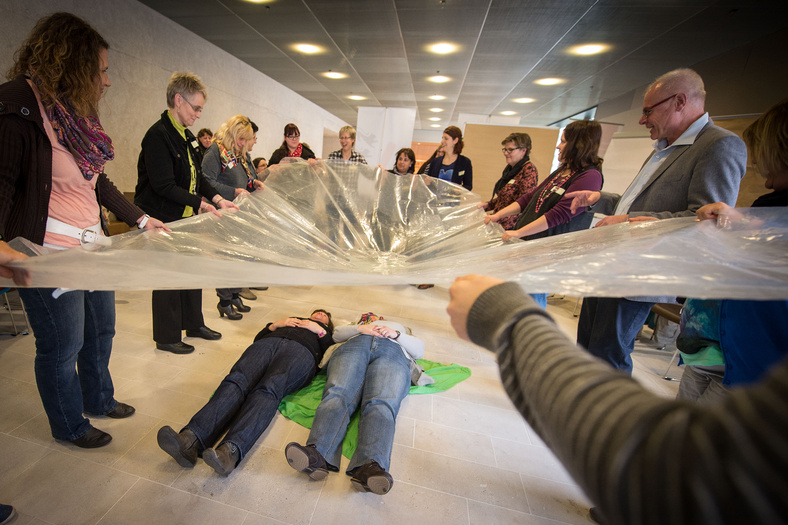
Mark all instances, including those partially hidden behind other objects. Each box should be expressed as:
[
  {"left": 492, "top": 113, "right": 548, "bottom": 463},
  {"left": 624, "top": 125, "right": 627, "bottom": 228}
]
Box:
[{"left": 278, "top": 359, "right": 471, "bottom": 461}]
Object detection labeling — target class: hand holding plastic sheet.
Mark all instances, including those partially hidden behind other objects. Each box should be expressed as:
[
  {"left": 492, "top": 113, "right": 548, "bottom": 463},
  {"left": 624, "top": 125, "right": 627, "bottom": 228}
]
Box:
[{"left": 3, "top": 160, "right": 787, "bottom": 299}]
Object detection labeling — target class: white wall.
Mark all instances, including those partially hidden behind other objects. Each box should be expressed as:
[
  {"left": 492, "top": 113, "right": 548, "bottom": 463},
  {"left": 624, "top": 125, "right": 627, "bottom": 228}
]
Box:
[{"left": 0, "top": 0, "right": 347, "bottom": 192}]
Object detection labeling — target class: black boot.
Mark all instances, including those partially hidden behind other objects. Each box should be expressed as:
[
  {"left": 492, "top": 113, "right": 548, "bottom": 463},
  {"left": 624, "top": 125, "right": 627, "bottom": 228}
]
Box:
[
  {"left": 231, "top": 295, "right": 251, "bottom": 312},
  {"left": 217, "top": 302, "right": 243, "bottom": 320}
]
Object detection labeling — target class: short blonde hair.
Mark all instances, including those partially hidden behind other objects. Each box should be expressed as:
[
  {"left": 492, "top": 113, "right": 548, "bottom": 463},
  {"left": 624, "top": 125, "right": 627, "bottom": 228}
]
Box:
[
  {"left": 743, "top": 98, "right": 788, "bottom": 178},
  {"left": 339, "top": 125, "right": 356, "bottom": 141},
  {"left": 166, "top": 71, "right": 207, "bottom": 108},
  {"left": 213, "top": 115, "right": 253, "bottom": 155}
]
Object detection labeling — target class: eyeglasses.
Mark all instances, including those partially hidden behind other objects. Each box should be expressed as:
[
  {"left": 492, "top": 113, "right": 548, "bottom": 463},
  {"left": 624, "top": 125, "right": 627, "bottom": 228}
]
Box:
[
  {"left": 286, "top": 134, "right": 300, "bottom": 139},
  {"left": 501, "top": 147, "right": 523, "bottom": 153},
  {"left": 178, "top": 93, "right": 203, "bottom": 113},
  {"left": 642, "top": 93, "right": 677, "bottom": 117}
]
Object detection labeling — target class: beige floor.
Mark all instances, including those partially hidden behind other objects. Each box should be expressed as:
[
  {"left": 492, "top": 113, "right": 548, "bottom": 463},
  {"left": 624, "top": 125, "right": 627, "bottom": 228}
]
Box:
[{"left": 0, "top": 286, "right": 679, "bottom": 525}]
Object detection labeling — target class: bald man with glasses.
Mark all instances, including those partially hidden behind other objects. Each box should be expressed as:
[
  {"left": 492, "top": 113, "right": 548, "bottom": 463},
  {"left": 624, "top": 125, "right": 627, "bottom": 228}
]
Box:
[{"left": 565, "top": 68, "right": 746, "bottom": 373}]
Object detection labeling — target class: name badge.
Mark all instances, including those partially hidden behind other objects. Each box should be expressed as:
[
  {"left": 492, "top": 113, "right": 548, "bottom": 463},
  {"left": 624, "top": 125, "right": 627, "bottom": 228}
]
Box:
[
  {"left": 550, "top": 187, "right": 566, "bottom": 195},
  {"left": 191, "top": 140, "right": 199, "bottom": 148},
  {"left": 458, "top": 171, "right": 465, "bottom": 177},
  {"left": 507, "top": 179, "right": 515, "bottom": 185}
]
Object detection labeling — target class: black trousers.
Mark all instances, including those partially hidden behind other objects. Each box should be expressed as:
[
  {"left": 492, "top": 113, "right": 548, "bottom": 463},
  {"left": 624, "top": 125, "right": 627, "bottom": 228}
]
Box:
[{"left": 152, "top": 289, "right": 204, "bottom": 343}]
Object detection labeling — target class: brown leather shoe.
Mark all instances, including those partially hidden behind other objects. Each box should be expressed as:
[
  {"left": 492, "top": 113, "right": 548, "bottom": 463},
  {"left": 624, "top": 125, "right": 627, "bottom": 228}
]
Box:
[
  {"left": 157, "top": 426, "right": 200, "bottom": 468},
  {"left": 70, "top": 427, "right": 112, "bottom": 448},
  {"left": 203, "top": 442, "right": 240, "bottom": 476},
  {"left": 106, "top": 402, "right": 135, "bottom": 419}
]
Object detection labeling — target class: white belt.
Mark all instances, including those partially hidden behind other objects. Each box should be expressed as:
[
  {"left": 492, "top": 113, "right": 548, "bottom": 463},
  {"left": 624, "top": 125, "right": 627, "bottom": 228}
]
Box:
[{"left": 45, "top": 217, "right": 110, "bottom": 246}]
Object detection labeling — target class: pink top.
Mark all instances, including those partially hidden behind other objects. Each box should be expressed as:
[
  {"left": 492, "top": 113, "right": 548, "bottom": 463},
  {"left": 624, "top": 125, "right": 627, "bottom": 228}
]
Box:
[{"left": 29, "top": 80, "right": 102, "bottom": 248}]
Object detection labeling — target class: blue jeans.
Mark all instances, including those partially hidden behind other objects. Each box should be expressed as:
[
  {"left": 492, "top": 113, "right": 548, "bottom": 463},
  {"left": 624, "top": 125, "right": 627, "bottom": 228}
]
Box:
[
  {"left": 307, "top": 334, "right": 411, "bottom": 473},
  {"left": 577, "top": 297, "right": 653, "bottom": 373},
  {"left": 18, "top": 288, "right": 117, "bottom": 441},
  {"left": 186, "top": 338, "right": 316, "bottom": 460}
]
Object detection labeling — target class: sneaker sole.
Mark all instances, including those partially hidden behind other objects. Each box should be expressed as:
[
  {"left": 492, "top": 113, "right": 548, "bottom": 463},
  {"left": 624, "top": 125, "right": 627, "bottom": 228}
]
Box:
[
  {"left": 203, "top": 448, "right": 234, "bottom": 477},
  {"left": 157, "top": 427, "right": 196, "bottom": 468},
  {"left": 350, "top": 474, "right": 393, "bottom": 495},
  {"left": 285, "top": 444, "right": 328, "bottom": 481}
]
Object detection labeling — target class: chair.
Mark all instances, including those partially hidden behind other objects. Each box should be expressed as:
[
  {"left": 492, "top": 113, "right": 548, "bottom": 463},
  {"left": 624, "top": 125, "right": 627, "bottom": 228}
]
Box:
[
  {"left": 650, "top": 303, "right": 682, "bottom": 381},
  {"left": 0, "top": 287, "right": 30, "bottom": 336}
]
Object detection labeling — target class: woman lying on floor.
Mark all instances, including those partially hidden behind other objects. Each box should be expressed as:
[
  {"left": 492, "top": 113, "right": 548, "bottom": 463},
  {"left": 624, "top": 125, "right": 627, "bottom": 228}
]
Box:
[
  {"left": 157, "top": 309, "right": 334, "bottom": 476},
  {"left": 285, "top": 312, "right": 425, "bottom": 495}
]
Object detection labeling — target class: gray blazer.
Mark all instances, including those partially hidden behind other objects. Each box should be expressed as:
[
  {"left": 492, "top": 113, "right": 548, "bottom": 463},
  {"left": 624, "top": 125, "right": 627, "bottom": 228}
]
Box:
[
  {"left": 596, "top": 120, "right": 746, "bottom": 218},
  {"left": 201, "top": 143, "right": 253, "bottom": 201}
]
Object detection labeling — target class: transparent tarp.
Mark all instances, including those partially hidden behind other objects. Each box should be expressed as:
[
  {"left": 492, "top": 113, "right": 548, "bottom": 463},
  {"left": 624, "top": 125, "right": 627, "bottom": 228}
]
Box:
[{"left": 4, "top": 160, "right": 787, "bottom": 299}]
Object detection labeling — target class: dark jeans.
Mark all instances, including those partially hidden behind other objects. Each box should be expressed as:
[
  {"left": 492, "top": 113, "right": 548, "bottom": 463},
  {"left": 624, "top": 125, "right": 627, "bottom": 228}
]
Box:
[
  {"left": 577, "top": 296, "right": 653, "bottom": 373},
  {"left": 152, "top": 289, "right": 204, "bottom": 343},
  {"left": 186, "top": 337, "right": 316, "bottom": 460},
  {"left": 18, "top": 288, "right": 117, "bottom": 441}
]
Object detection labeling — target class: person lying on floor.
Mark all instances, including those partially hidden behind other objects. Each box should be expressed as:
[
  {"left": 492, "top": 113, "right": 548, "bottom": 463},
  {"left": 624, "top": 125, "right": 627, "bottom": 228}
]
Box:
[
  {"left": 157, "top": 309, "right": 334, "bottom": 476},
  {"left": 285, "top": 312, "right": 425, "bottom": 495}
]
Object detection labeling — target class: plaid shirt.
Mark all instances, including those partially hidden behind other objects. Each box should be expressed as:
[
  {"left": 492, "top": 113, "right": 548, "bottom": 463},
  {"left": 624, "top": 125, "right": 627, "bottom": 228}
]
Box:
[{"left": 328, "top": 149, "right": 367, "bottom": 164}]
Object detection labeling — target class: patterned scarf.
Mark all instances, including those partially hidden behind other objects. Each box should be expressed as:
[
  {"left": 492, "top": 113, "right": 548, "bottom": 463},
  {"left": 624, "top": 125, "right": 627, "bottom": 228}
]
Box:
[
  {"left": 46, "top": 96, "right": 114, "bottom": 181},
  {"left": 219, "top": 144, "right": 238, "bottom": 170},
  {"left": 288, "top": 143, "right": 303, "bottom": 158},
  {"left": 358, "top": 312, "right": 384, "bottom": 325}
]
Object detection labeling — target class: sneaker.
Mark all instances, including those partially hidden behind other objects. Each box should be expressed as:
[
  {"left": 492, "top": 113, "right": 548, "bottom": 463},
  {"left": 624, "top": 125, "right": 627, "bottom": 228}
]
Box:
[
  {"left": 0, "top": 503, "right": 17, "bottom": 525},
  {"left": 203, "top": 442, "right": 240, "bottom": 476},
  {"left": 349, "top": 461, "right": 393, "bottom": 495},
  {"left": 285, "top": 442, "right": 328, "bottom": 481},
  {"left": 157, "top": 426, "right": 199, "bottom": 468}
]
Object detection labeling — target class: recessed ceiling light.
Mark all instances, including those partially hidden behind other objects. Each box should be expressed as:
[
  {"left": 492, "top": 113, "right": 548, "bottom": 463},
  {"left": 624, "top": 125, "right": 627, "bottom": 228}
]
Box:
[
  {"left": 430, "top": 108, "right": 444, "bottom": 113},
  {"left": 430, "top": 124, "right": 441, "bottom": 128},
  {"left": 243, "top": 0, "right": 274, "bottom": 3},
  {"left": 513, "top": 97, "right": 535, "bottom": 104},
  {"left": 428, "top": 75, "right": 450, "bottom": 83},
  {"left": 322, "top": 71, "right": 347, "bottom": 79},
  {"left": 429, "top": 94, "right": 446, "bottom": 101},
  {"left": 428, "top": 117, "right": 441, "bottom": 121},
  {"left": 500, "top": 111, "right": 516, "bottom": 116},
  {"left": 427, "top": 42, "right": 458, "bottom": 55},
  {"left": 347, "top": 95, "right": 366, "bottom": 101},
  {"left": 535, "top": 77, "right": 565, "bottom": 86},
  {"left": 293, "top": 43, "right": 323, "bottom": 54},
  {"left": 569, "top": 43, "right": 610, "bottom": 56}
]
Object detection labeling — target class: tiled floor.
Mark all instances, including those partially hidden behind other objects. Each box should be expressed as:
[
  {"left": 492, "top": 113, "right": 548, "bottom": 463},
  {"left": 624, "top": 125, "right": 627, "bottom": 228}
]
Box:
[{"left": 0, "top": 286, "right": 679, "bottom": 525}]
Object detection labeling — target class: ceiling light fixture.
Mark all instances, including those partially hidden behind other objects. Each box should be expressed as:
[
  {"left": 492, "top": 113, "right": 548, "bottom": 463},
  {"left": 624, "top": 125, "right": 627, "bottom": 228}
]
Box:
[
  {"left": 293, "top": 43, "right": 323, "bottom": 54},
  {"left": 428, "top": 75, "right": 450, "bottom": 83},
  {"left": 347, "top": 95, "right": 366, "bottom": 101},
  {"left": 429, "top": 94, "right": 446, "bottom": 101},
  {"left": 500, "top": 111, "right": 516, "bottom": 116},
  {"left": 427, "top": 42, "right": 458, "bottom": 54},
  {"left": 323, "top": 71, "right": 347, "bottom": 79},
  {"left": 428, "top": 117, "right": 441, "bottom": 121},
  {"left": 569, "top": 43, "right": 610, "bottom": 56},
  {"left": 430, "top": 124, "right": 441, "bottom": 128},
  {"left": 513, "top": 97, "right": 535, "bottom": 104},
  {"left": 534, "top": 77, "right": 565, "bottom": 86},
  {"left": 429, "top": 108, "right": 444, "bottom": 113}
]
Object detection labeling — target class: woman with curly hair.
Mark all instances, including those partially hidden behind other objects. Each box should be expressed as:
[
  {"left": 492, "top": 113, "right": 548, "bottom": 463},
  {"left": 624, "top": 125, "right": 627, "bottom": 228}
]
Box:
[{"left": 0, "top": 12, "right": 168, "bottom": 448}]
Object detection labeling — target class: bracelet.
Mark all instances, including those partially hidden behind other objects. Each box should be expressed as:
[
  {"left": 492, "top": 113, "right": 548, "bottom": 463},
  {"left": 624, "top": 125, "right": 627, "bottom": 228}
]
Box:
[
  {"left": 213, "top": 196, "right": 225, "bottom": 205},
  {"left": 137, "top": 214, "right": 151, "bottom": 229},
  {"left": 394, "top": 330, "right": 401, "bottom": 340}
]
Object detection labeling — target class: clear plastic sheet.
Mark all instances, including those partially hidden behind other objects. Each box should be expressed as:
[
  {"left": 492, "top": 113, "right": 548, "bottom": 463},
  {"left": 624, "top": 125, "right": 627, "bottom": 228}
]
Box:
[{"left": 3, "top": 159, "right": 787, "bottom": 299}]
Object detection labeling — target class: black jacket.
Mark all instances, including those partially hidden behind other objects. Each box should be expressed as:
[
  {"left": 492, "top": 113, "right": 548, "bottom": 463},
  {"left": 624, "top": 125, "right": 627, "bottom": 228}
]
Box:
[
  {"left": 0, "top": 76, "right": 143, "bottom": 243},
  {"left": 268, "top": 143, "right": 316, "bottom": 166},
  {"left": 426, "top": 154, "right": 473, "bottom": 191},
  {"left": 135, "top": 111, "right": 219, "bottom": 222}
]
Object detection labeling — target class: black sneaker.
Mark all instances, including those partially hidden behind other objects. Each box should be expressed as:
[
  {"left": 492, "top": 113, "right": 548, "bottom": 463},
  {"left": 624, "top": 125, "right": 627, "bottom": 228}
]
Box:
[
  {"left": 285, "top": 442, "right": 328, "bottom": 480},
  {"left": 349, "top": 461, "right": 393, "bottom": 495}
]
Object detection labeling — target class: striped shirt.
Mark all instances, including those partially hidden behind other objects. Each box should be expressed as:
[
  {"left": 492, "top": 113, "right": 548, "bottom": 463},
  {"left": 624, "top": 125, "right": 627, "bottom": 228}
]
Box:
[{"left": 467, "top": 282, "right": 788, "bottom": 525}]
